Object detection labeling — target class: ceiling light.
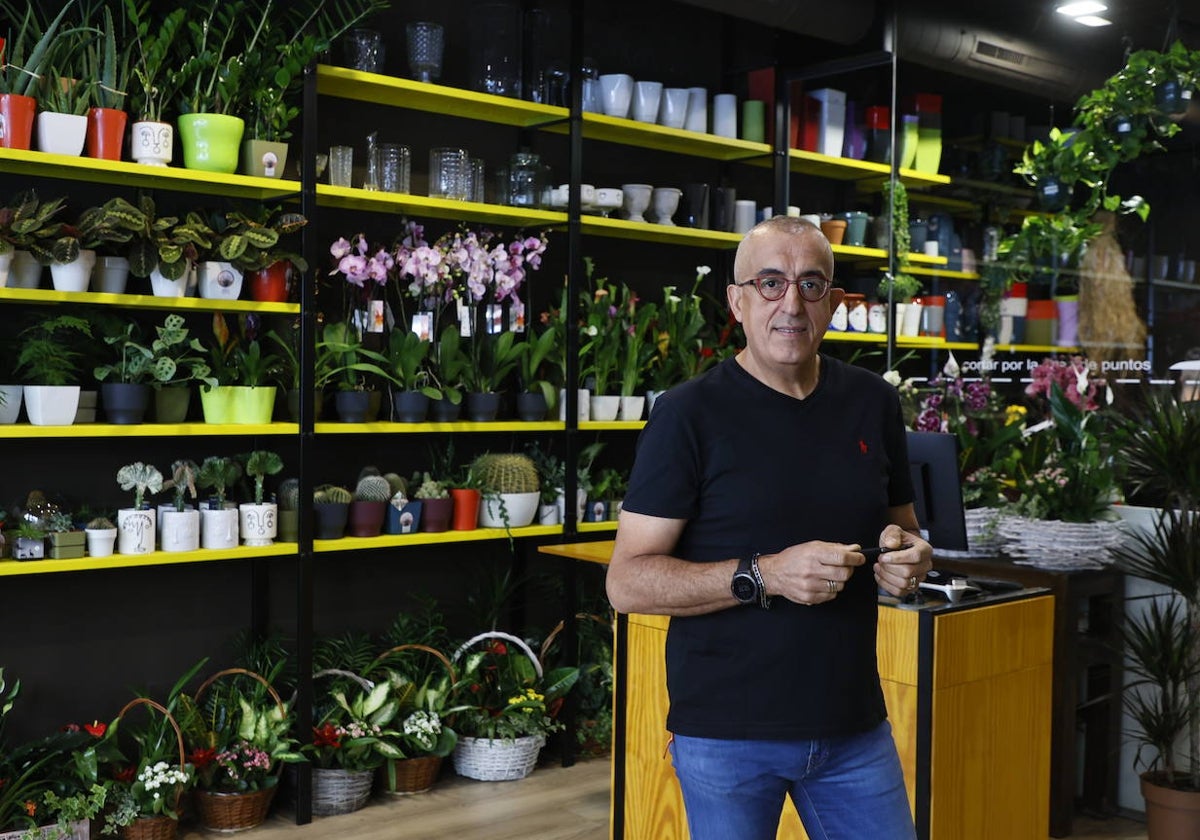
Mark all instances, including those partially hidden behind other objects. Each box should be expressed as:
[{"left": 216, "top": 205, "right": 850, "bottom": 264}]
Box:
[
  {"left": 1055, "top": 1, "right": 1107, "bottom": 16},
  {"left": 1074, "top": 14, "right": 1113, "bottom": 26}
]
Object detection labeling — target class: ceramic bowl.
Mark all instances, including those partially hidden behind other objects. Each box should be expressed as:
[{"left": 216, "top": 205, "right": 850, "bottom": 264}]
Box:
[{"left": 620, "top": 184, "right": 653, "bottom": 223}]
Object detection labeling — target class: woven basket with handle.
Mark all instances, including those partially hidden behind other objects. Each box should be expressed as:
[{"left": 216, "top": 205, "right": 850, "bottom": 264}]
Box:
[
  {"left": 116, "top": 698, "right": 185, "bottom": 840},
  {"left": 191, "top": 668, "right": 289, "bottom": 831},
  {"left": 308, "top": 668, "right": 378, "bottom": 815},
  {"left": 368, "top": 644, "right": 457, "bottom": 795}
]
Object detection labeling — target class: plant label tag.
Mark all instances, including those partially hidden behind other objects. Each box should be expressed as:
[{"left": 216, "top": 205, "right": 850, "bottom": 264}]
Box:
[
  {"left": 486, "top": 303, "right": 503, "bottom": 334},
  {"left": 369, "top": 300, "right": 385, "bottom": 333},
  {"left": 459, "top": 301, "right": 473, "bottom": 337},
  {"left": 412, "top": 311, "right": 434, "bottom": 341},
  {"left": 509, "top": 302, "right": 525, "bottom": 333}
]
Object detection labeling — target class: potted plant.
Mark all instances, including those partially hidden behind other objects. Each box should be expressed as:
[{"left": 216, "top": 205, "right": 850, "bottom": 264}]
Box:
[
  {"left": 15, "top": 313, "right": 92, "bottom": 426},
  {"left": 92, "top": 320, "right": 155, "bottom": 425},
  {"left": 45, "top": 510, "right": 85, "bottom": 560},
  {"left": 648, "top": 267, "right": 719, "bottom": 402},
  {"left": 80, "top": 3, "right": 133, "bottom": 160},
  {"left": 515, "top": 322, "right": 560, "bottom": 422},
  {"left": 205, "top": 207, "right": 308, "bottom": 302},
  {"left": 461, "top": 330, "right": 527, "bottom": 422},
  {"left": 615, "top": 290, "right": 657, "bottom": 421},
  {"left": 472, "top": 452, "right": 541, "bottom": 530},
  {"left": 142, "top": 313, "right": 211, "bottom": 423},
  {"left": 229, "top": 339, "right": 281, "bottom": 424},
  {"left": 159, "top": 459, "right": 200, "bottom": 552},
  {"left": 40, "top": 198, "right": 146, "bottom": 294},
  {"left": 427, "top": 325, "right": 471, "bottom": 421},
  {"left": 312, "top": 484, "right": 352, "bottom": 540},
  {"left": 383, "top": 329, "right": 437, "bottom": 423},
  {"left": 118, "top": 195, "right": 214, "bottom": 297},
  {"left": 33, "top": 52, "right": 91, "bottom": 158},
  {"left": 0, "top": 2, "right": 75, "bottom": 151},
  {"left": 115, "top": 461, "right": 163, "bottom": 555},
  {"left": 238, "top": 450, "right": 282, "bottom": 546},
  {"left": 579, "top": 261, "right": 622, "bottom": 420},
  {"left": 276, "top": 477, "right": 299, "bottom": 542},
  {"left": 124, "top": 3, "right": 187, "bottom": 166},
  {"left": 411, "top": 472, "right": 451, "bottom": 533},
  {"left": 11, "top": 520, "right": 45, "bottom": 561},
  {"left": 348, "top": 472, "right": 391, "bottom": 538},
  {"left": 0, "top": 190, "right": 68, "bottom": 290},
  {"left": 84, "top": 515, "right": 117, "bottom": 557},
  {"left": 318, "top": 322, "right": 392, "bottom": 423},
  {"left": 196, "top": 455, "right": 242, "bottom": 549}
]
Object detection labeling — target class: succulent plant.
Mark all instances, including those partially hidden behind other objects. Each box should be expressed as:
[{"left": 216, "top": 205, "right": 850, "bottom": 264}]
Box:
[
  {"left": 277, "top": 478, "right": 300, "bottom": 511},
  {"left": 166, "top": 459, "right": 199, "bottom": 511},
  {"left": 354, "top": 474, "right": 392, "bottom": 502},
  {"left": 314, "top": 484, "right": 352, "bottom": 505},
  {"left": 413, "top": 472, "right": 448, "bottom": 500},
  {"left": 47, "top": 511, "right": 75, "bottom": 533},
  {"left": 470, "top": 453, "right": 540, "bottom": 495},
  {"left": 86, "top": 517, "right": 115, "bottom": 530},
  {"left": 383, "top": 472, "right": 408, "bottom": 497},
  {"left": 116, "top": 461, "right": 164, "bottom": 510},
  {"left": 197, "top": 456, "right": 242, "bottom": 507},
  {"left": 243, "top": 450, "right": 284, "bottom": 505}
]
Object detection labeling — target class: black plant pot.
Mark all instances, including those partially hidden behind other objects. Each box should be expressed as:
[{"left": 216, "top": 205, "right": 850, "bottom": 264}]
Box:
[
  {"left": 429, "top": 396, "right": 462, "bottom": 422},
  {"left": 334, "top": 390, "right": 370, "bottom": 423},
  {"left": 153, "top": 385, "right": 191, "bottom": 423},
  {"left": 515, "top": 392, "right": 548, "bottom": 422},
  {"left": 102, "top": 383, "right": 150, "bottom": 424},
  {"left": 392, "top": 391, "right": 430, "bottom": 423},
  {"left": 1155, "top": 79, "right": 1189, "bottom": 115},
  {"left": 465, "top": 391, "right": 501, "bottom": 422},
  {"left": 1036, "top": 178, "right": 1070, "bottom": 213},
  {"left": 286, "top": 389, "right": 325, "bottom": 423},
  {"left": 313, "top": 502, "right": 349, "bottom": 539}
]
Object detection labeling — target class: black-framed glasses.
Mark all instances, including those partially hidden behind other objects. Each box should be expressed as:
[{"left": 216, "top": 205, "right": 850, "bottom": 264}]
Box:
[{"left": 735, "top": 274, "right": 832, "bottom": 302}]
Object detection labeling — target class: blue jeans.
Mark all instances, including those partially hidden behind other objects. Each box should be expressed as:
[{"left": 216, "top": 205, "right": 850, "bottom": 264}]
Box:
[{"left": 670, "top": 721, "right": 915, "bottom": 840}]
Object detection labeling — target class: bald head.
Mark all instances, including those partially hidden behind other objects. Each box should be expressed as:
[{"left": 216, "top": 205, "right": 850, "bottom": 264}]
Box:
[{"left": 733, "top": 216, "right": 835, "bottom": 284}]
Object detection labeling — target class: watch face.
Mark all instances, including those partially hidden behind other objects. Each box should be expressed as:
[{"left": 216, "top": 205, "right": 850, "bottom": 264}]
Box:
[{"left": 731, "top": 572, "right": 757, "bottom": 603}]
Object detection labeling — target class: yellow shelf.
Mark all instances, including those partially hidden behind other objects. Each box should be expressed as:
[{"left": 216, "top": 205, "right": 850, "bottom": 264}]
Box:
[
  {"left": 824, "top": 331, "right": 887, "bottom": 343},
  {"left": 834, "top": 243, "right": 888, "bottom": 260},
  {"left": 0, "top": 286, "right": 300, "bottom": 314},
  {"left": 0, "top": 543, "right": 297, "bottom": 577},
  {"left": 907, "top": 253, "right": 950, "bottom": 266},
  {"left": 314, "top": 524, "right": 563, "bottom": 552},
  {"left": 0, "top": 147, "right": 300, "bottom": 199},
  {"left": 579, "top": 216, "right": 742, "bottom": 248},
  {"left": 315, "top": 185, "right": 568, "bottom": 227},
  {"left": 994, "top": 343, "right": 1081, "bottom": 354},
  {"left": 317, "top": 65, "right": 568, "bottom": 127},
  {"left": 315, "top": 420, "right": 565, "bottom": 434},
  {"left": 563, "top": 113, "right": 771, "bottom": 160},
  {"left": 0, "top": 422, "right": 298, "bottom": 438},
  {"left": 577, "top": 521, "right": 619, "bottom": 533},
  {"left": 905, "top": 266, "right": 981, "bottom": 281},
  {"left": 579, "top": 420, "right": 646, "bottom": 431}
]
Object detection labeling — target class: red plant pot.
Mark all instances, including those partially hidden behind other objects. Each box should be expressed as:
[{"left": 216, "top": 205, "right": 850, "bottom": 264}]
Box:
[
  {"left": 0, "top": 93, "right": 37, "bottom": 150},
  {"left": 249, "top": 260, "right": 291, "bottom": 302},
  {"left": 450, "top": 488, "right": 481, "bottom": 530},
  {"left": 86, "top": 107, "right": 128, "bottom": 160}
]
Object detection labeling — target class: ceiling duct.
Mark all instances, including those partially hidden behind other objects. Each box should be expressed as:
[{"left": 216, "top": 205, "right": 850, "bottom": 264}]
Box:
[
  {"left": 673, "top": 0, "right": 878, "bottom": 45},
  {"left": 896, "top": 14, "right": 1102, "bottom": 101}
]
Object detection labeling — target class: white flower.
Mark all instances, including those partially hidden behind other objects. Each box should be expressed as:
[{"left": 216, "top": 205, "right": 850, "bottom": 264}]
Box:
[
  {"left": 942, "top": 351, "right": 960, "bottom": 379},
  {"left": 585, "top": 325, "right": 598, "bottom": 337},
  {"left": 882, "top": 370, "right": 902, "bottom": 387},
  {"left": 696, "top": 265, "right": 711, "bottom": 277}
]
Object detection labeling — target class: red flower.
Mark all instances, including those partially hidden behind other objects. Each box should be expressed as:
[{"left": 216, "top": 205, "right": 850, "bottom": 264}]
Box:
[
  {"left": 699, "top": 347, "right": 714, "bottom": 358},
  {"left": 486, "top": 640, "right": 507, "bottom": 655},
  {"left": 187, "top": 748, "right": 217, "bottom": 768},
  {"left": 112, "top": 766, "right": 136, "bottom": 783},
  {"left": 23, "top": 800, "right": 36, "bottom": 817},
  {"left": 84, "top": 720, "right": 107, "bottom": 738},
  {"left": 312, "top": 723, "right": 341, "bottom": 749}
]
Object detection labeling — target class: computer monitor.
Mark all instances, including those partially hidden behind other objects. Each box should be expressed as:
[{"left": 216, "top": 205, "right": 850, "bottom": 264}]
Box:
[{"left": 905, "top": 430, "right": 969, "bottom": 553}]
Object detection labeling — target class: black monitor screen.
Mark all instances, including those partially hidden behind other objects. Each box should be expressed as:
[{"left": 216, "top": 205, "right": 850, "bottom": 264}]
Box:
[{"left": 905, "top": 430, "right": 968, "bottom": 553}]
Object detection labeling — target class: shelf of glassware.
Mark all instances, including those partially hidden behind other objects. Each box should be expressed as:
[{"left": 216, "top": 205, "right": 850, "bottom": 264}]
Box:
[
  {"left": 0, "top": 542, "right": 298, "bottom": 577},
  {"left": 315, "top": 185, "right": 569, "bottom": 227},
  {"left": 0, "top": 147, "right": 300, "bottom": 200},
  {"left": 314, "top": 524, "right": 563, "bottom": 553},
  {"left": 0, "top": 287, "right": 301, "bottom": 314},
  {"left": 0, "top": 422, "right": 298, "bottom": 439},
  {"left": 313, "top": 421, "right": 565, "bottom": 434}
]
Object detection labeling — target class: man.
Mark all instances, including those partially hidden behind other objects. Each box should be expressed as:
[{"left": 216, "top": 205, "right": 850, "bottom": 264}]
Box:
[{"left": 607, "top": 215, "right": 933, "bottom": 839}]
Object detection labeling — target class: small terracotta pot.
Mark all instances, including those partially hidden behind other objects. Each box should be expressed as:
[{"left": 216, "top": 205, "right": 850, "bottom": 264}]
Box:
[
  {"left": 450, "top": 488, "right": 481, "bottom": 530},
  {"left": 0, "top": 93, "right": 36, "bottom": 150},
  {"left": 250, "top": 260, "right": 290, "bottom": 302},
  {"left": 820, "top": 218, "right": 847, "bottom": 246},
  {"left": 86, "top": 107, "right": 128, "bottom": 159}
]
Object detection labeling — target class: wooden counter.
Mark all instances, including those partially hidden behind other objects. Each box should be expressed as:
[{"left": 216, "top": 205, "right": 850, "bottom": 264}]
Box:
[{"left": 540, "top": 541, "right": 1054, "bottom": 840}]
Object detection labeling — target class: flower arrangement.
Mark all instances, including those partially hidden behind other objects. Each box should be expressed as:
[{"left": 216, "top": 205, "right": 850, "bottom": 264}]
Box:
[
  {"left": 306, "top": 679, "right": 402, "bottom": 771},
  {"left": 649, "top": 266, "right": 719, "bottom": 391},
  {"left": 617, "top": 288, "right": 657, "bottom": 398},
  {"left": 578, "top": 259, "right": 622, "bottom": 396}
]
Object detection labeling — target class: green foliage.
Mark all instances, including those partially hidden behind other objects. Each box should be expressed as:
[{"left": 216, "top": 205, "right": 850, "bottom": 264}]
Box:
[
  {"left": 121, "top": 195, "right": 214, "bottom": 280},
  {"left": 165, "top": 459, "right": 199, "bottom": 511},
  {"left": 412, "top": 472, "right": 448, "bottom": 500},
  {"left": 462, "top": 330, "right": 527, "bottom": 394},
  {"left": 428, "top": 325, "right": 470, "bottom": 406},
  {"left": 0, "top": 190, "right": 68, "bottom": 258},
  {"left": 197, "top": 455, "right": 243, "bottom": 505},
  {"left": 241, "top": 450, "right": 283, "bottom": 504},
  {"left": 15, "top": 314, "right": 93, "bottom": 386},
  {"left": 315, "top": 322, "right": 393, "bottom": 392},
  {"left": 517, "top": 321, "right": 562, "bottom": 406},
  {"left": 384, "top": 329, "right": 436, "bottom": 395},
  {"left": 81, "top": 3, "right": 133, "bottom": 111},
  {"left": 122, "top": 1, "right": 187, "bottom": 122},
  {"left": 0, "top": 1, "right": 75, "bottom": 97},
  {"left": 213, "top": 207, "right": 308, "bottom": 273},
  {"left": 116, "top": 461, "right": 164, "bottom": 510}
]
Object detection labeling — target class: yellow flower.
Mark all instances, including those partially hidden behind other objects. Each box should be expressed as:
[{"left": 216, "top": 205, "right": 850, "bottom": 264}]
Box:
[{"left": 1004, "top": 404, "right": 1027, "bottom": 426}]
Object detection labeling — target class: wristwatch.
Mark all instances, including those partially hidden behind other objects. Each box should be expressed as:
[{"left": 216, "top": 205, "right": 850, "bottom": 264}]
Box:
[{"left": 731, "top": 552, "right": 762, "bottom": 605}]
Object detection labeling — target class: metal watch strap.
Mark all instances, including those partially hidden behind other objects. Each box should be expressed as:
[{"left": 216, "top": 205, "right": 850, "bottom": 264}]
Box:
[{"left": 750, "top": 552, "right": 771, "bottom": 609}]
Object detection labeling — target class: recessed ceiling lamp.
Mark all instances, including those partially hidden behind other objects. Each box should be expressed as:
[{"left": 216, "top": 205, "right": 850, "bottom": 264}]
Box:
[{"left": 1055, "top": 2, "right": 1113, "bottom": 26}]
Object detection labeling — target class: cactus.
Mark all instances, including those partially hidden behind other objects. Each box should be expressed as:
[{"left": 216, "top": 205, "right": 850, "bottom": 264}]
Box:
[
  {"left": 470, "top": 453, "right": 540, "bottom": 495},
  {"left": 197, "top": 456, "right": 242, "bottom": 506},
  {"left": 117, "top": 461, "right": 164, "bottom": 510},
  {"left": 355, "top": 474, "right": 393, "bottom": 502},
  {"left": 357, "top": 466, "right": 382, "bottom": 482},
  {"left": 47, "top": 511, "right": 75, "bottom": 533},
  {"left": 86, "top": 517, "right": 115, "bottom": 530},
  {"left": 383, "top": 472, "right": 407, "bottom": 497},
  {"left": 278, "top": 478, "right": 300, "bottom": 511},
  {"left": 314, "top": 484, "right": 352, "bottom": 505},
  {"left": 243, "top": 450, "right": 284, "bottom": 504},
  {"left": 413, "top": 472, "right": 448, "bottom": 500}
]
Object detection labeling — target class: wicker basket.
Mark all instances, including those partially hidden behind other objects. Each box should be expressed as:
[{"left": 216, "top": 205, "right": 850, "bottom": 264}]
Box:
[
  {"left": 114, "top": 698, "right": 185, "bottom": 840},
  {"left": 311, "top": 767, "right": 375, "bottom": 815},
  {"left": 453, "top": 735, "right": 545, "bottom": 781},
  {"left": 190, "top": 668, "right": 289, "bottom": 832}
]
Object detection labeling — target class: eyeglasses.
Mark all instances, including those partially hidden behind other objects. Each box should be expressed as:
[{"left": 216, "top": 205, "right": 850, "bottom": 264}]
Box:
[{"left": 734, "top": 273, "right": 832, "bottom": 302}]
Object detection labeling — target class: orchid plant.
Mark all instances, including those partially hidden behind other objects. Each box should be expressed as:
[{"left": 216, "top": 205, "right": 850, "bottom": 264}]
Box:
[
  {"left": 578, "top": 259, "right": 622, "bottom": 396},
  {"left": 649, "top": 266, "right": 720, "bottom": 391}
]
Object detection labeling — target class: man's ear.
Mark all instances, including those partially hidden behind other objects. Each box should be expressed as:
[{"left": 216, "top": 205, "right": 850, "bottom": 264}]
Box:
[{"left": 726, "top": 283, "right": 744, "bottom": 323}]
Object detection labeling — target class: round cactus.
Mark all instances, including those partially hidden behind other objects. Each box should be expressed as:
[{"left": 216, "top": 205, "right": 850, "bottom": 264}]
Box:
[
  {"left": 471, "top": 453, "right": 540, "bottom": 494},
  {"left": 414, "top": 472, "right": 448, "bottom": 499},
  {"left": 383, "top": 472, "right": 408, "bottom": 497},
  {"left": 355, "top": 474, "right": 393, "bottom": 502},
  {"left": 314, "top": 484, "right": 352, "bottom": 505},
  {"left": 277, "top": 477, "right": 300, "bottom": 510}
]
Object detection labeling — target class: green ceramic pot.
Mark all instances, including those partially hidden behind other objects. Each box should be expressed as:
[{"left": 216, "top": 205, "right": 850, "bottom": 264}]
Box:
[{"left": 178, "top": 113, "right": 245, "bottom": 174}]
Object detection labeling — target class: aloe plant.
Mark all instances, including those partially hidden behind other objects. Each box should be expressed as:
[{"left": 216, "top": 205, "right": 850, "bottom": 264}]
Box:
[
  {"left": 81, "top": 4, "right": 133, "bottom": 112},
  {"left": 0, "top": 2, "right": 75, "bottom": 98}
]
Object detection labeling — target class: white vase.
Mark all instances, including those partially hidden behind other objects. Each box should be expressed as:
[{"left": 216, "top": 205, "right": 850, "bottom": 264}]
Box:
[
  {"left": 85, "top": 527, "right": 118, "bottom": 558},
  {"left": 555, "top": 488, "right": 588, "bottom": 523},
  {"left": 197, "top": 260, "right": 244, "bottom": 300},
  {"left": 618, "top": 395, "right": 645, "bottom": 421},
  {"left": 537, "top": 503, "right": 560, "bottom": 525},
  {"left": 149, "top": 263, "right": 194, "bottom": 297},
  {"left": 0, "top": 251, "right": 11, "bottom": 287},
  {"left": 0, "top": 385, "right": 22, "bottom": 424},
  {"left": 24, "top": 385, "right": 80, "bottom": 426},
  {"left": 92, "top": 256, "right": 130, "bottom": 294},
  {"left": 130, "top": 120, "right": 173, "bottom": 166},
  {"left": 201, "top": 506, "right": 240, "bottom": 549},
  {"left": 117, "top": 508, "right": 155, "bottom": 555},
  {"left": 901, "top": 302, "right": 923, "bottom": 337},
  {"left": 589, "top": 395, "right": 620, "bottom": 422},
  {"left": 35, "top": 112, "right": 87, "bottom": 156},
  {"left": 9, "top": 250, "right": 42, "bottom": 289},
  {"left": 238, "top": 503, "right": 278, "bottom": 546},
  {"left": 160, "top": 509, "right": 200, "bottom": 552},
  {"left": 478, "top": 492, "right": 540, "bottom": 528},
  {"left": 49, "top": 249, "right": 95, "bottom": 292},
  {"left": 558, "top": 388, "right": 590, "bottom": 422}
]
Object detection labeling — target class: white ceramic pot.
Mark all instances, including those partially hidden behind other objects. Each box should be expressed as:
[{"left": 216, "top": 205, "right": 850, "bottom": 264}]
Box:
[
  {"left": 24, "top": 385, "right": 80, "bottom": 426},
  {"left": 130, "top": 120, "right": 173, "bottom": 166},
  {"left": 620, "top": 184, "right": 652, "bottom": 223},
  {"left": 200, "top": 506, "right": 239, "bottom": 549},
  {"left": 0, "top": 385, "right": 22, "bottom": 424},
  {"left": 659, "top": 87, "right": 690, "bottom": 128},
  {"left": 537, "top": 503, "right": 560, "bottom": 525},
  {"left": 556, "top": 488, "right": 588, "bottom": 523},
  {"left": 85, "top": 527, "right": 118, "bottom": 558},
  {"left": 117, "top": 508, "right": 155, "bottom": 555},
  {"left": 598, "top": 73, "right": 633, "bottom": 118},
  {"left": 558, "top": 388, "right": 590, "bottom": 422},
  {"left": 651, "top": 188, "right": 681, "bottom": 225},
  {"left": 631, "top": 80, "right": 663, "bottom": 123},
  {"left": 160, "top": 508, "right": 200, "bottom": 552},
  {"left": 92, "top": 256, "right": 130, "bottom": 294},
  {"left": 9, "top": 250, "right": 42, "bottom": 289},
  {"left": 238, "top": 502, "right": 278, "bottom": 547},
  {"left": 49, "top": 249, "right": 95, "bottom": 292},
  {"left": 36, "top": 112, "right": 87, "bottom": 156},
  {"left": 589, "top": 395, "right": 620, "bottom": 422},
  {"left": 479, "top": 491, "right": 540, "bottom": 528},
  {"left": 197, "top": 260, "right": 243, "bottom": 300},
  {"left": 149, "top": 263, "right": 194, "bottom": 297},
  {"left": 0, "top": 250, "right": 11, "bottom": 287},
  {"left": 618, "top": 395, "right": 645, "bottom": 421},
  {"left": 901, "top": 301, "right": 923, "bottom": 337}
]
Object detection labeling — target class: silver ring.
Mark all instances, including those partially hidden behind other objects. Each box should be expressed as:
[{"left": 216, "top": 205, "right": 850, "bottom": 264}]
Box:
[
  {"left": 826, "top": 579, "right": 837, "bottom": 593},
  {"left": 908, "top": 575, "right": 919, "bottom": 590}
]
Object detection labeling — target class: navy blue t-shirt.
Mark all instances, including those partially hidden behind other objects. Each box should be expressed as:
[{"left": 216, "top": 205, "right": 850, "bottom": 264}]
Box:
[{"left": 622, "top": 355, "right": 914, "bottom": 739}]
